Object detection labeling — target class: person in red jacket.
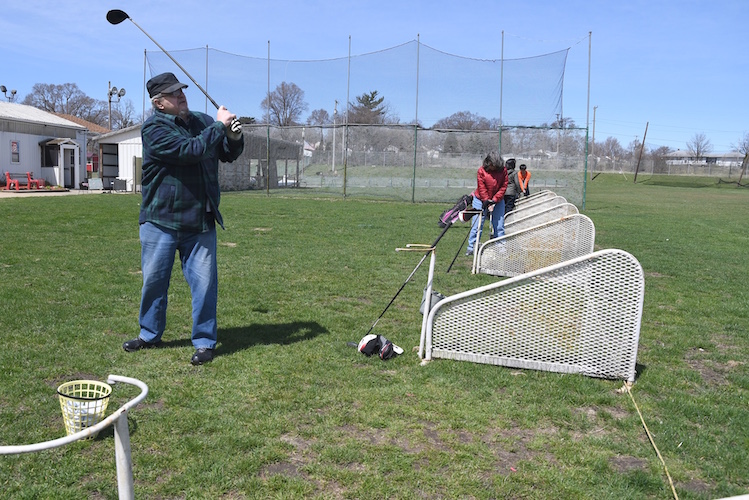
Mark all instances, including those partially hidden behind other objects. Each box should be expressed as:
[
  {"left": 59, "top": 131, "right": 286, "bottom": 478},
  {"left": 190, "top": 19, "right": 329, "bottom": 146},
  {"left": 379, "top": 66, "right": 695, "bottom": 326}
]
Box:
[{"left": 466, "top": 152, "right": 508, "bottom": 256}]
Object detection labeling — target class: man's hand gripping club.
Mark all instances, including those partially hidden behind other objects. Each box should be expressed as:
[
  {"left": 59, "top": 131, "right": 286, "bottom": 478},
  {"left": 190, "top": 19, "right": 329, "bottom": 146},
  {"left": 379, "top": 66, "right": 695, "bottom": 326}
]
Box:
[{"left": 218, "top": 106, "right": 242, "bottom": 141}]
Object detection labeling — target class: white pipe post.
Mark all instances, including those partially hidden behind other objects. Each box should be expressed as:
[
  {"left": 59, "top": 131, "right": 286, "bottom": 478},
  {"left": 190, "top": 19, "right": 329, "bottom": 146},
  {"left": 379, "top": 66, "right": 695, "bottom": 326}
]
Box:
[
  {"left": 418, "top": 248, "right": 437, "bottom": 359},
  {"left": 114, "top": 413, "right": 135, "bottom": 500},
  {"left": 472, "top": 211, "right": 485, "bottom": 274}
]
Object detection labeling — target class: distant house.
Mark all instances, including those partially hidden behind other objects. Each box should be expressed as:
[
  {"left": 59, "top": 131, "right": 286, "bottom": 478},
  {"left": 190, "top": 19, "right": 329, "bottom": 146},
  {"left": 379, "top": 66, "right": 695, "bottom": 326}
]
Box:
[
  {"left": 0, "top": 102, "right": 89, "bottom": 188},
  {"left": 665, "top": 150, "right": 744, "bottom": 166}
]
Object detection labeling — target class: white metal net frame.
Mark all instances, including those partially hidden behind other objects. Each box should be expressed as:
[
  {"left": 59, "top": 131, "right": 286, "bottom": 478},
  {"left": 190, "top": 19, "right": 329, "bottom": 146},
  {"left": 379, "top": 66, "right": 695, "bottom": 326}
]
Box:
[
  {"left": 505, "top": 203, "right": 580, "bottom": 235},
  {"left": 476, "top": 214, "right": 595, "bottom": 278},
  {"left": 422, "top": 249, "right": 644, "bottom": 383},
  {"left": 514, "top": 190, "right": 556, "bottom": 208},
  {"left": 505, "top": 195, "right": 568, "bottom": 224}
]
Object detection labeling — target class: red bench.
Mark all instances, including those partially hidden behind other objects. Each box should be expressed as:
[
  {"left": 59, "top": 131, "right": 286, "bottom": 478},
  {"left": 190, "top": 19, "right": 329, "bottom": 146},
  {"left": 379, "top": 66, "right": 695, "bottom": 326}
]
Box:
[
  {"left": 4, "top": 172, "right": 43, "bottom": 190},
  {"left": 27, "top": 172, "right": 44, "bottom": 189},
  {"left": 5, "top": 172, "right": 28, "bottom": 190}
]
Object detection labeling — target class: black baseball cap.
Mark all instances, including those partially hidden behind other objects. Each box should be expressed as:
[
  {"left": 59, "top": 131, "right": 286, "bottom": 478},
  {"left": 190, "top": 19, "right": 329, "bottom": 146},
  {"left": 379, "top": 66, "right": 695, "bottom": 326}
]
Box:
[{"left": 147, "top": 72, "right": 188, "bottom": 98}]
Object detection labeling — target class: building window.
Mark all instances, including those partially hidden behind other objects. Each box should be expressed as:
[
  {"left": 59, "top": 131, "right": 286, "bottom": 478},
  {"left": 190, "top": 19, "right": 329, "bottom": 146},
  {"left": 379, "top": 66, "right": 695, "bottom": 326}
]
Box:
[{"left": 11, "top": 140, "right": 19, "bottom": 163}]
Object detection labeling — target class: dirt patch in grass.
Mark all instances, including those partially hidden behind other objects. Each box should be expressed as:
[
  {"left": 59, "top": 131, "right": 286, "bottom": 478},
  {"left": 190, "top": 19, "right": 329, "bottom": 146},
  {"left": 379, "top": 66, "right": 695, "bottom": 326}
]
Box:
[
  {"left": 684, "top": 348, "right": 744, "bottom": 387},
  {"left": 259, "top": 461, "right": 305, "bottom": 479},
  {"left": 678, "top": 478, "right": 712, "bottom": 495},
  {"left": 482, "top": 426, "right": 560, "bottom": 474},
  {"left": 609, "top": 455, "right": 648, "bottom": 473}
]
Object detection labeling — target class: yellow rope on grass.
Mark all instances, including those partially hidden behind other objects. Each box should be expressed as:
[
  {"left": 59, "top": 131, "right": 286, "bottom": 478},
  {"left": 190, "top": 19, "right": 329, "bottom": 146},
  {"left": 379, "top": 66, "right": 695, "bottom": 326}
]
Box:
[{"left": 620, "top": 382, "right": 679, "bottom": 500}]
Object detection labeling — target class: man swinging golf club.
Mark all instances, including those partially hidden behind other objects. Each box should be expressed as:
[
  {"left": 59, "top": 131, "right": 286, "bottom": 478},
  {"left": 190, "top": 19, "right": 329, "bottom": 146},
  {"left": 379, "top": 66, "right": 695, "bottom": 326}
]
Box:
[{"left": 122, "top": 72, "right": 244, "bottom": 365}]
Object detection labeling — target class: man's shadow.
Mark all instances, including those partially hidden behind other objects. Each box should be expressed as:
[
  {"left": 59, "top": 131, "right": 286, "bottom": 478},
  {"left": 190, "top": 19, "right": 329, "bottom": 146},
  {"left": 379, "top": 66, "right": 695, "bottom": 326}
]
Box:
[
  {"left": 216, "top": 321, "right": 328, "bottom": 356},
  {"left": 157, "top": 321, "right": 327, "bottom": 356}
]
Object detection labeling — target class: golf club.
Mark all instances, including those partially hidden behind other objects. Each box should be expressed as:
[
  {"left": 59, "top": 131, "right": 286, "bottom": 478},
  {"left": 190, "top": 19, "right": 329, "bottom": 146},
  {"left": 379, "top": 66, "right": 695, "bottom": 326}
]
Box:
[
  {"left": 106, "top": 9, "right": 221, "bottom": 110},
  {"left": 446, "top": 229, "right": 471, "bottom": 273},
  {"left": 445, "top": 209, "right": 481, "bottom": 273},
  {"left": 364, "top": 221, "right": 453, "bottom": 336}
]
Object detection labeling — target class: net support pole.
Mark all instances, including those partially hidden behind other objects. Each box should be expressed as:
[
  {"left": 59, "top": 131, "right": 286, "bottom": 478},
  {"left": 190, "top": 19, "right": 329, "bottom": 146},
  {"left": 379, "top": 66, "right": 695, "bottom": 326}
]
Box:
[
  {"left": 738, "top": 153, "right": 748, "bottom": 185},
  {"left": 343, "top": 36, "right": 351, "bottom": 198},
  {"left": 142, "top": 50, "right": 147, "bottom": 128},
  {"left": 633, "top": 121, "right": 648, "bottom": 183},
  {"left": 412, "top": 34, "right": 420, "bottom": 203},
  {"left": 499, "top": 31, "right": 504, "bottom": 154},
  {"left": 266, "top": 40, "right": 271, "bottom": 196},
  {"left": 583, "top": 31, "right": 591, "bottom": 209}
]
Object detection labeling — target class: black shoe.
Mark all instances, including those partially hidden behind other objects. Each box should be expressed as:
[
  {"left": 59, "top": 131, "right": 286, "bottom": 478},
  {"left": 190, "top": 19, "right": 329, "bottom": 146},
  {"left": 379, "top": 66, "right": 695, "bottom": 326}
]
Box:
[
  {"left": 123, "top": 337, "right": 161, "bottom": 352},
  {"left": 191, "top": 348, "right": 214, "bottom": 365}
]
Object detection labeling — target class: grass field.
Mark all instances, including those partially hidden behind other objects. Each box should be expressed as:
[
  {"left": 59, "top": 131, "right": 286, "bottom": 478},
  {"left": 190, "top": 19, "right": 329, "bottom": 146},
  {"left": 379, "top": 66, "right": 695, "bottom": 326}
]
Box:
[{"left": 0, "top": 175, "right": 748, "bottom": 499}]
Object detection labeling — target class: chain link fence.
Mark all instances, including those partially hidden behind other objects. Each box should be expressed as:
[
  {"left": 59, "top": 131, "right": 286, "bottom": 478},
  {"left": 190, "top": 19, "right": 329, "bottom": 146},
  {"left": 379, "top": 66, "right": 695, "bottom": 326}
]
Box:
[{"left": 220, "top": 124, "right": 588, "bottom": 206}]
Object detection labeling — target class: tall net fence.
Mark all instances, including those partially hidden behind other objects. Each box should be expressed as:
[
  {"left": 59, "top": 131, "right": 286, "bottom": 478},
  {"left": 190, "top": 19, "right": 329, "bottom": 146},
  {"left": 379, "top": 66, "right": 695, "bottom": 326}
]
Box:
[
  {"left": 145, "top": 41, "right": 569, "bottom": 127},
  {"left": 145, "top": 39, "right": 586, "bottom": 205},
  {"left": 224, "top": 124, "right": 586, "bottom": 205}
]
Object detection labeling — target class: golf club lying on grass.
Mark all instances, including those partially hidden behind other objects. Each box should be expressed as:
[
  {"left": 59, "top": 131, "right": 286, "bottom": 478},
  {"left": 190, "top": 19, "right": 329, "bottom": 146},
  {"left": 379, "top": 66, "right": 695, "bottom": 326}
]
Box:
[{"left": 106, "top": 9, "right": 240, "bottom": 128}]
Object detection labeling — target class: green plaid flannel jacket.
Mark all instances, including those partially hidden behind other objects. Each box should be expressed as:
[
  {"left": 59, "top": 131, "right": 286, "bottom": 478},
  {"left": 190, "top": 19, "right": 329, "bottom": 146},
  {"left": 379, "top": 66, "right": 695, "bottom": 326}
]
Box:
[{"left": 139, "top": 110, "right": 244, "bottom": 232}]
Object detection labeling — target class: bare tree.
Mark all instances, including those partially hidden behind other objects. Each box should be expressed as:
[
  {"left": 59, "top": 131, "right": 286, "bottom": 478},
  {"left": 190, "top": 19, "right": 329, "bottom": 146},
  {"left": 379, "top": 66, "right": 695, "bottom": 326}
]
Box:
[
  {"left": 550, "top": 116, "right": 576, "bottom": 129},
  {"left": 598, "top": 137, "right": 626, "bottom": 160},
  {"left": 731, "top": 132, "right": 749, "bottom": 154},
  {"left": 306, "top": 108, "right": 330, "bottom": 148},
  {"left": 650, "top": 145, "right": 672, "bottom": 173},
  {"left": 628, "top": 138, "right": 644, "bottom": 161},
  {"left": 110, "top": 100, "right": 140, "bottom": 130},
  {"left": 307, "top": 108, "right": 330, "bottom": 127},
  {"left": 22, "top": 83, "right": 106, "bottom": 123},
  {"left": 261, "top": 82, "right": 308, "bottom": 126},
  {"left": 686, "top": 132, "right": 712, "bottom": 161},
  {"left": 433, "top": 111, "right": 492, "bottom": 130}
]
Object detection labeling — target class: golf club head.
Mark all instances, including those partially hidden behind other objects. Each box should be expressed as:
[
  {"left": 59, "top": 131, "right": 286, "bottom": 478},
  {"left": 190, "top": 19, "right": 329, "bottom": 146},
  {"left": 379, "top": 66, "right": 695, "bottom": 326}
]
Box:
[{"left": 106, "top": 10, "right": 130, "bottom": 25}]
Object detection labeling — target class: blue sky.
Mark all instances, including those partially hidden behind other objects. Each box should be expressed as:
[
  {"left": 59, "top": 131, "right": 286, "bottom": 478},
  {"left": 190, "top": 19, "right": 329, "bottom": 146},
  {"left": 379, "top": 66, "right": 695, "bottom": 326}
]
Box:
[{"left": 2, "top": 0, "right": 747, "bottom": 152}]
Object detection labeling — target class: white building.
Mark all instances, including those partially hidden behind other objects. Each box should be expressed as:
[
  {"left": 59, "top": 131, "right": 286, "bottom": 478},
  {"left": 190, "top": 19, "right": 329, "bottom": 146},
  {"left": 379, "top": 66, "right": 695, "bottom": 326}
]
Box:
[
  {"left": 665, "top": 150, "right": 744, "bottom": 166},
  {"left": 0, "top": 101, "right": 88, "bottom": 188},
  {"left": 95, "top": 125, "right": 142, "bottom": 192}
]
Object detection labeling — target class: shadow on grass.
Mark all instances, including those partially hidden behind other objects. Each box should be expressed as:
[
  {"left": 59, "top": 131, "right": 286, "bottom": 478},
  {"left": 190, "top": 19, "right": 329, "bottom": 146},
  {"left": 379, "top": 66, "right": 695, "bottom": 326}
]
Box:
[
  {"left": 216, "top": 321, "right": 328, "bottom": 356},
  {"left": 636, "top": 178, "right": 714, "bottom": 188},
  {"left": 149, "top": 321, "right": 327, "bottom": 355}
]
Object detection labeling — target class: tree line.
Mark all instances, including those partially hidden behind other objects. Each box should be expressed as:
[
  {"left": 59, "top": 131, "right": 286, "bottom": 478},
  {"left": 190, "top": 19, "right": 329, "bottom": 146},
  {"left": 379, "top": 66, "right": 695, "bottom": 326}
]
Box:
[{"left": 13, "top": 81, "right": 749, "bottom": 159}]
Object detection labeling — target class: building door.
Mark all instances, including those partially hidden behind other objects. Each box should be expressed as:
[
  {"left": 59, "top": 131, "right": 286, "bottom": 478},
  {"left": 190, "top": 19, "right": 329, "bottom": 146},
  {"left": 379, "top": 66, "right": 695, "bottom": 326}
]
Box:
[
  {"left": 100, "top": 144, "right": 118, "bottom": 189},
  {"left": 134, "top": 156, "right": 142, "bottom": 192}
]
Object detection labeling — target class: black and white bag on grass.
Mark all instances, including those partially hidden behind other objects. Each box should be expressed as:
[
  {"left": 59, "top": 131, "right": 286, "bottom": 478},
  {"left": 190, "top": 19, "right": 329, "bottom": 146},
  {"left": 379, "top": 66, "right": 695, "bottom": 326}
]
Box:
[
  {"left": 358, "top": 334, "right": 404, "bottom": 360},
  {"left": 438, "top": 194, "right": 473, "bottom": 228}
]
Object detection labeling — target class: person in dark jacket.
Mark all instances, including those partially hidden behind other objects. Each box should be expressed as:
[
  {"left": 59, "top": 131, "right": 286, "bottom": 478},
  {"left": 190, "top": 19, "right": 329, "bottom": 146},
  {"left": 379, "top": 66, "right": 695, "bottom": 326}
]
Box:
[
  {"left": 503, "top": 158, "right": 521, "bottom": 215},
  {"left": 122, "top": 72, "right": 244, "bottom": 365},
  {"left": 466, "top": 152, "right": 508, "bottom": 256}
]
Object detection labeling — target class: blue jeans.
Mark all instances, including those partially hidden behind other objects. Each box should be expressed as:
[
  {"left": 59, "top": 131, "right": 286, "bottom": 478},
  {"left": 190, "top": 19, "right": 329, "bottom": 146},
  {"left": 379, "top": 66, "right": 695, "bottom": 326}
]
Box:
[
  {"left": 467, "top": 196, "right": 505, "bottom": 253},
  {"left": 139, "top": 222, "right": 218, "bottom": 349}
]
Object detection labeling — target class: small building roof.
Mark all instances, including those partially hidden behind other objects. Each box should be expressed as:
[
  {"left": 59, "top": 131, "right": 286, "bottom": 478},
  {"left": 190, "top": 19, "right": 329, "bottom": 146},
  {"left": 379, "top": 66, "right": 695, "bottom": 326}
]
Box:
[
  {"left": 95, "top": 124, "right": 142, "bottom": 142},
  {"left": 0, "top": 101, "right": 85, "bottom": 129},
  {"left": 54, "top": 113, "right": 109, "bottom": 134}
]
